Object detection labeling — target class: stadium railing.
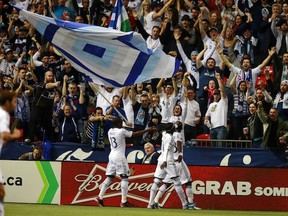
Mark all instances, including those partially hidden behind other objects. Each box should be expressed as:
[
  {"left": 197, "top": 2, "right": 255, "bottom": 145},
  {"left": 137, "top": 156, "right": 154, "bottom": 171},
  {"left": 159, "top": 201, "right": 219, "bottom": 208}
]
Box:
[{"left": 189, "top": 139, "right": 253, "bottom": 148}]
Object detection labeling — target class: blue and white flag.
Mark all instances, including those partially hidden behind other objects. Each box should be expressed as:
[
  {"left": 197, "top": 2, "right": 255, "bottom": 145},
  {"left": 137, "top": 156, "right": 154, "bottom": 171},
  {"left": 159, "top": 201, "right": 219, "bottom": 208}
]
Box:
[
  {"left": 19, "top": 9, "right": 180, "bottom": 87},
  {"left": 108, "top": 0, "right": 131, "bottom": 32}
]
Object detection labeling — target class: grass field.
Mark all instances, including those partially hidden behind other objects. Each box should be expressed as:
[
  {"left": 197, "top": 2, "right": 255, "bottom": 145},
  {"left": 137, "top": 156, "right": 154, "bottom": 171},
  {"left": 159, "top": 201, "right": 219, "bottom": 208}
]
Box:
[{"left": 4, "top": 204, "right": 287, "bottom": 216}]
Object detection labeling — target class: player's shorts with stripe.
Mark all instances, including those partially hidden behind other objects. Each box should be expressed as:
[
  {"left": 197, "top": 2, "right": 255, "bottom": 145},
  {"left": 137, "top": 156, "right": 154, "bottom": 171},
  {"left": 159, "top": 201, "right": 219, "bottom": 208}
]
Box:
[
  {"left": 106, "top": 158, "right": 130, "bottom": 177},
  {"left": 163, "top": 160, "right": 192, "bottom": 184},
  {"left": 154, "top": 161, "right": 178, "bottom": 180}
]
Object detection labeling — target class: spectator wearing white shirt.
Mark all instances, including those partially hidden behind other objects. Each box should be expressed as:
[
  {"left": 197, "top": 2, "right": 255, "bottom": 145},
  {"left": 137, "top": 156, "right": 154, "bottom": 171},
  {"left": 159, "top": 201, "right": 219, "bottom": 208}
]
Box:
[
  {"left": 0, "top": 49, "right": 15, "bottom": 76},
  {"left": 122, "top": 86, "right": 136, "bottom": 128},
  {"left": 144, "top": 0, "right": 172, "bottom": 34},
  {"left": 219, "top": 47, "right": 276, "bottom": 94},
  {"left": 198, "top": 12, "right": 227, "bottom": 66},
  {"left": 157, "top": 77, "right": 178, "bottom": 124},
  {"left": 204, "top": 72, "right": 228, "bottom": 147},
  {"left": 133, "top": 10, "right": 162, "bottom": 51},
  {"left": 184, "top": 86, "right": 201, "bottom": 143}
]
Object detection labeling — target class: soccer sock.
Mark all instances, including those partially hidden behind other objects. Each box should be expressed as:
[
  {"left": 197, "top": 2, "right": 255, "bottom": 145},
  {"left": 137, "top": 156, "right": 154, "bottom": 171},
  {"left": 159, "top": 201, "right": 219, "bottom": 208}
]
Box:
[
  {"left": 98, "top": 177, "right": 113, "bottom": 199},
  {"left": 121, "top": 178, "right": 129, "bottom": 203},
  {"left": 173, "top": 178, "right": 187, "bottom": 206},
  {"left": 185, "top": 184, "right": 194, "bottom": 203},
  {"left": 154, "top": 184, "right": 167, "bottom": 203},
  {"left": 149, "top": 179, "right": 161, "bottom": 205},
  {"left": 0, "top": 201, "right": 4, "bottom": 216}
]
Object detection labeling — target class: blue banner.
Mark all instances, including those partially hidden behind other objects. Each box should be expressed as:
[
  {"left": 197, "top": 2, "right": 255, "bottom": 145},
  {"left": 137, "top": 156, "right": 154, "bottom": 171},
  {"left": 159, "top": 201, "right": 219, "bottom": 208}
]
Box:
[{"left": 1, "top": 142, "right": 286, "bottom": 167}]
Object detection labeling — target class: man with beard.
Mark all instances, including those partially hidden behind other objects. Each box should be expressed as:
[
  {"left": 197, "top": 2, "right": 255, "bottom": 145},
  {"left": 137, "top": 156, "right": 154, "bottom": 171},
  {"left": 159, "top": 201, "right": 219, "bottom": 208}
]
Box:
[
  {"left": 27, "top": 71, "right": 60, "bottom": 142},
  {"left": 273, "top": 80, "right": 288, "bottom": 122},
  {"left": 219, "top": 47, "right": 276, "bottom": 94},
  {"left": 196, "top": 45, "right": 224, "bottom": 116},
  {"left": 257, "top": 103, "right": 288, "bottom": 149},
  {"left": 274, "top": 53, "right": 288, "bottom": 91}
]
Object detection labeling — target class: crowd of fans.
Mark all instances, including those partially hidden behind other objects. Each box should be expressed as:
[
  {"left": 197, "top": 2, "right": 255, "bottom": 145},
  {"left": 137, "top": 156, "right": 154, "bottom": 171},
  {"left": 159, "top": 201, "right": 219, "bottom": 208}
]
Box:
[{"left": 0, "top": 0, "right": 288, "bottom": 151}]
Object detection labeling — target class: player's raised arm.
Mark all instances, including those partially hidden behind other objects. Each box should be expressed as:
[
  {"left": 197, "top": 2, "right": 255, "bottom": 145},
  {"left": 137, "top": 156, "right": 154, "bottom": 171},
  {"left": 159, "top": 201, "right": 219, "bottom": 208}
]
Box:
[{"left": 132, "top": 127, "right": 157, "bottom": 137}]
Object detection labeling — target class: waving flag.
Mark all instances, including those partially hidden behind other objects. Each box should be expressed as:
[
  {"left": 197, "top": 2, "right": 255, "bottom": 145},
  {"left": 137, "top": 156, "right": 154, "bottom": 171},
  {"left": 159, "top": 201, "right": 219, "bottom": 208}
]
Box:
[
  {"left": 19, "top": 9, "right": 179, "bottom": 87},
  {"left": 109, "top": 0, "right": 131, "bottom": 32}
]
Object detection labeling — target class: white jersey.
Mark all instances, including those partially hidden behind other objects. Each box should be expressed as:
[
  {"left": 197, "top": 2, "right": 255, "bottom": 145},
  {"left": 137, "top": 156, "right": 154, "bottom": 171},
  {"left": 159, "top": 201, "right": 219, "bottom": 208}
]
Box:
[
  {"left": 108, "top": 128, "right": 132, "bottom": 160},
  {"left": 158, "top": 132, "right": 174, "bottom": 163},
  {"left": 0, "top": 107, "right": 10, "bottom": 184},
  {"left": 173, "top": 131, "right": 183, "bottom": 160},
  {"left": 159, "top": 93, "right": 178, "bottom": 123},
  {"left": 0, "top": 107, "right": 10, "bottom": 154}
]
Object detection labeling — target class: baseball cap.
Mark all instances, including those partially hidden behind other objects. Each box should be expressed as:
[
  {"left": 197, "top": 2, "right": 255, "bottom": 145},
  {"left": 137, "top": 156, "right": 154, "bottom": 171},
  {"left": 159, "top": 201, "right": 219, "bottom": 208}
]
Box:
[
  {"left": 209, "top": 27, "right": 219, "bottom": 33},
  {"left": 19, "top": 26, "right": 28, "bottom": 32},
  {"left": 181, "top": 15, "right": 191, "bottom": 21},
  {"left": 151, "top": 0, "right": 163, "bottom": 7},
  {"left": 213, "top": 89, "right": 221, "bottom": 95},
  {"left": 4, "top": 48, "right": 12, "bottom": 54},
  {"left": 281, "top": 80, "right": 288, "bottom": 85},
  {"left": 191, "top": 50, "right": 199, "bottom": 56}
]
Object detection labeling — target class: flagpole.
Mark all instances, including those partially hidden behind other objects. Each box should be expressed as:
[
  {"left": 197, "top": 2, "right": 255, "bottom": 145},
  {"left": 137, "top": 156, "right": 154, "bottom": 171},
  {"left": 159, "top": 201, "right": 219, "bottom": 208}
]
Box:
[{"left": 89, "top": 82, "right": 130, "bottom": 124}]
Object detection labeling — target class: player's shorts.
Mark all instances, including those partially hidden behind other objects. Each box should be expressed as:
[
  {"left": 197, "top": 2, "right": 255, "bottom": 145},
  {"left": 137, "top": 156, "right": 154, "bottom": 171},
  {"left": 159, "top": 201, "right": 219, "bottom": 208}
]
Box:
[
  {"left": 163, "top": 160, "right": 192, "bottom": 184},
  {"left": 154, "top": 161, "right": 178, "bottom": 180},
  {"left": 0, "top": 167, "right": 3, "bottom": 184},
  {"left": 106, "top": 158, "right": 130, "bottom": 177}
]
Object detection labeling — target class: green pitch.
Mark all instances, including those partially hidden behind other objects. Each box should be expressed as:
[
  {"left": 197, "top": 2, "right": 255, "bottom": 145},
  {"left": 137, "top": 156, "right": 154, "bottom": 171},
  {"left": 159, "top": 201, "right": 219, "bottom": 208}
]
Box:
[{"left": 5, "top": 203, "right": 287, "bottom": 216}]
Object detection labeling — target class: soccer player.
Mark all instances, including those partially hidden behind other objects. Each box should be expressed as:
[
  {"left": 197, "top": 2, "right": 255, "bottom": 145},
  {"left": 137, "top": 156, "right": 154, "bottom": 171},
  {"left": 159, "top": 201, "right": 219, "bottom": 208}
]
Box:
[
  {"left": 153, "top": 122, "right": 200, "bottom": 210},
  {"left": 148, "top": 123, "right": 194, "bottom": 209},
  {"left": 96, "top": 117, "right": 156, "bottom": 207},
  {"left": 0, "top": 90, "right": 22, "bottom": 216}
]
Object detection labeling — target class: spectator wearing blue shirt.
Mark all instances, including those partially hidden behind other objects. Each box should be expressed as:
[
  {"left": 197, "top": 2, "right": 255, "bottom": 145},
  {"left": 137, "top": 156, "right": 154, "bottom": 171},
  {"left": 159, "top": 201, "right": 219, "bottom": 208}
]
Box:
[
  {"left": 58, "top": 98, "right": 81, "bottom": 142},
  {"left": 52, "top": 0, "right": 75, "bottom": 21}
]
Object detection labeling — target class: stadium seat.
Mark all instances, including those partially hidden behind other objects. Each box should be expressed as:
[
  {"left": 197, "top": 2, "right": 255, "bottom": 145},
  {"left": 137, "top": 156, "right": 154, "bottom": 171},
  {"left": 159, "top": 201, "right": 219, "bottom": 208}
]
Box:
[
  {"left": 255, "top": 66, "right": 274, "bottom": 89},
  {"left": 196, "top": 134, "right": 211, "bottom": 147}
]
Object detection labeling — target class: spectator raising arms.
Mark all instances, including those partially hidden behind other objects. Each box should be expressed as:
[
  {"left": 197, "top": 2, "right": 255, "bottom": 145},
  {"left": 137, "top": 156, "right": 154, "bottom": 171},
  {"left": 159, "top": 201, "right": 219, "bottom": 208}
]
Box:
[{"left": 205, "top": 72, "right": 228, "bottom": 147}]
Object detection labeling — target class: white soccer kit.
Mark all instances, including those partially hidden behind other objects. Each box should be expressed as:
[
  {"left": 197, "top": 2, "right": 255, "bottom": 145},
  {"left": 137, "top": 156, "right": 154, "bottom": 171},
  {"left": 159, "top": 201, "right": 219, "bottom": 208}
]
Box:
[
  {"left": 154, "top": 132, "right": 178, "bottom": 179},
  {"left": 106, "top": 128, "right": 133, "bottom": 176},
  {"left": 163, "top": 132, "right": 192, "bottom": 184},
  {"left": 0, "top": 107, "right": 10, "bottom": 184}
]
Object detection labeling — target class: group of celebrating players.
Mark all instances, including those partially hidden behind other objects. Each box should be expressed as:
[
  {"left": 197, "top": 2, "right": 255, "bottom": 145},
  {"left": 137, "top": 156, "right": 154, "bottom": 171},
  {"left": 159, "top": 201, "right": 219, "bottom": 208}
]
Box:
[{"left": 96, "top": 117, "right": 200, "bottom": 210}]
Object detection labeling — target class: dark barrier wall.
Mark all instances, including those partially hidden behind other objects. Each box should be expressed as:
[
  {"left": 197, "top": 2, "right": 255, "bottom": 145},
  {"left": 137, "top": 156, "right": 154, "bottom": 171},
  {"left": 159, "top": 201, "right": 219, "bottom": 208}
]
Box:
[{"left": 1, "top": 142, "right": 286, "bottom": 167}]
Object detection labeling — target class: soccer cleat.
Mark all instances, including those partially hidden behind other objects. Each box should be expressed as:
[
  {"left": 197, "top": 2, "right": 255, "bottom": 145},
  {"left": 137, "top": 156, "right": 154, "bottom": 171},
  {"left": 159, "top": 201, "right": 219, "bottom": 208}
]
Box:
[
  {"left": 153, "top": 203, "right": 159, "bottom": 209},
  {"left": 120, "top": 201, "right": 134, "bottom": 207},
  {"left": 187, "top": 202, "right": 201, "bottom": 210},
  {"left": 96, "top": 198, "right": 104, "bottom": 207},
  {"left": 191, "top": 205, "right": 201, "bottom": 210},
  {"left": 183, "top": 202, "right": 195, "bottom": 209},
  {"left": 147, "top": 204, "right": 158, "bottom": 209}
]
